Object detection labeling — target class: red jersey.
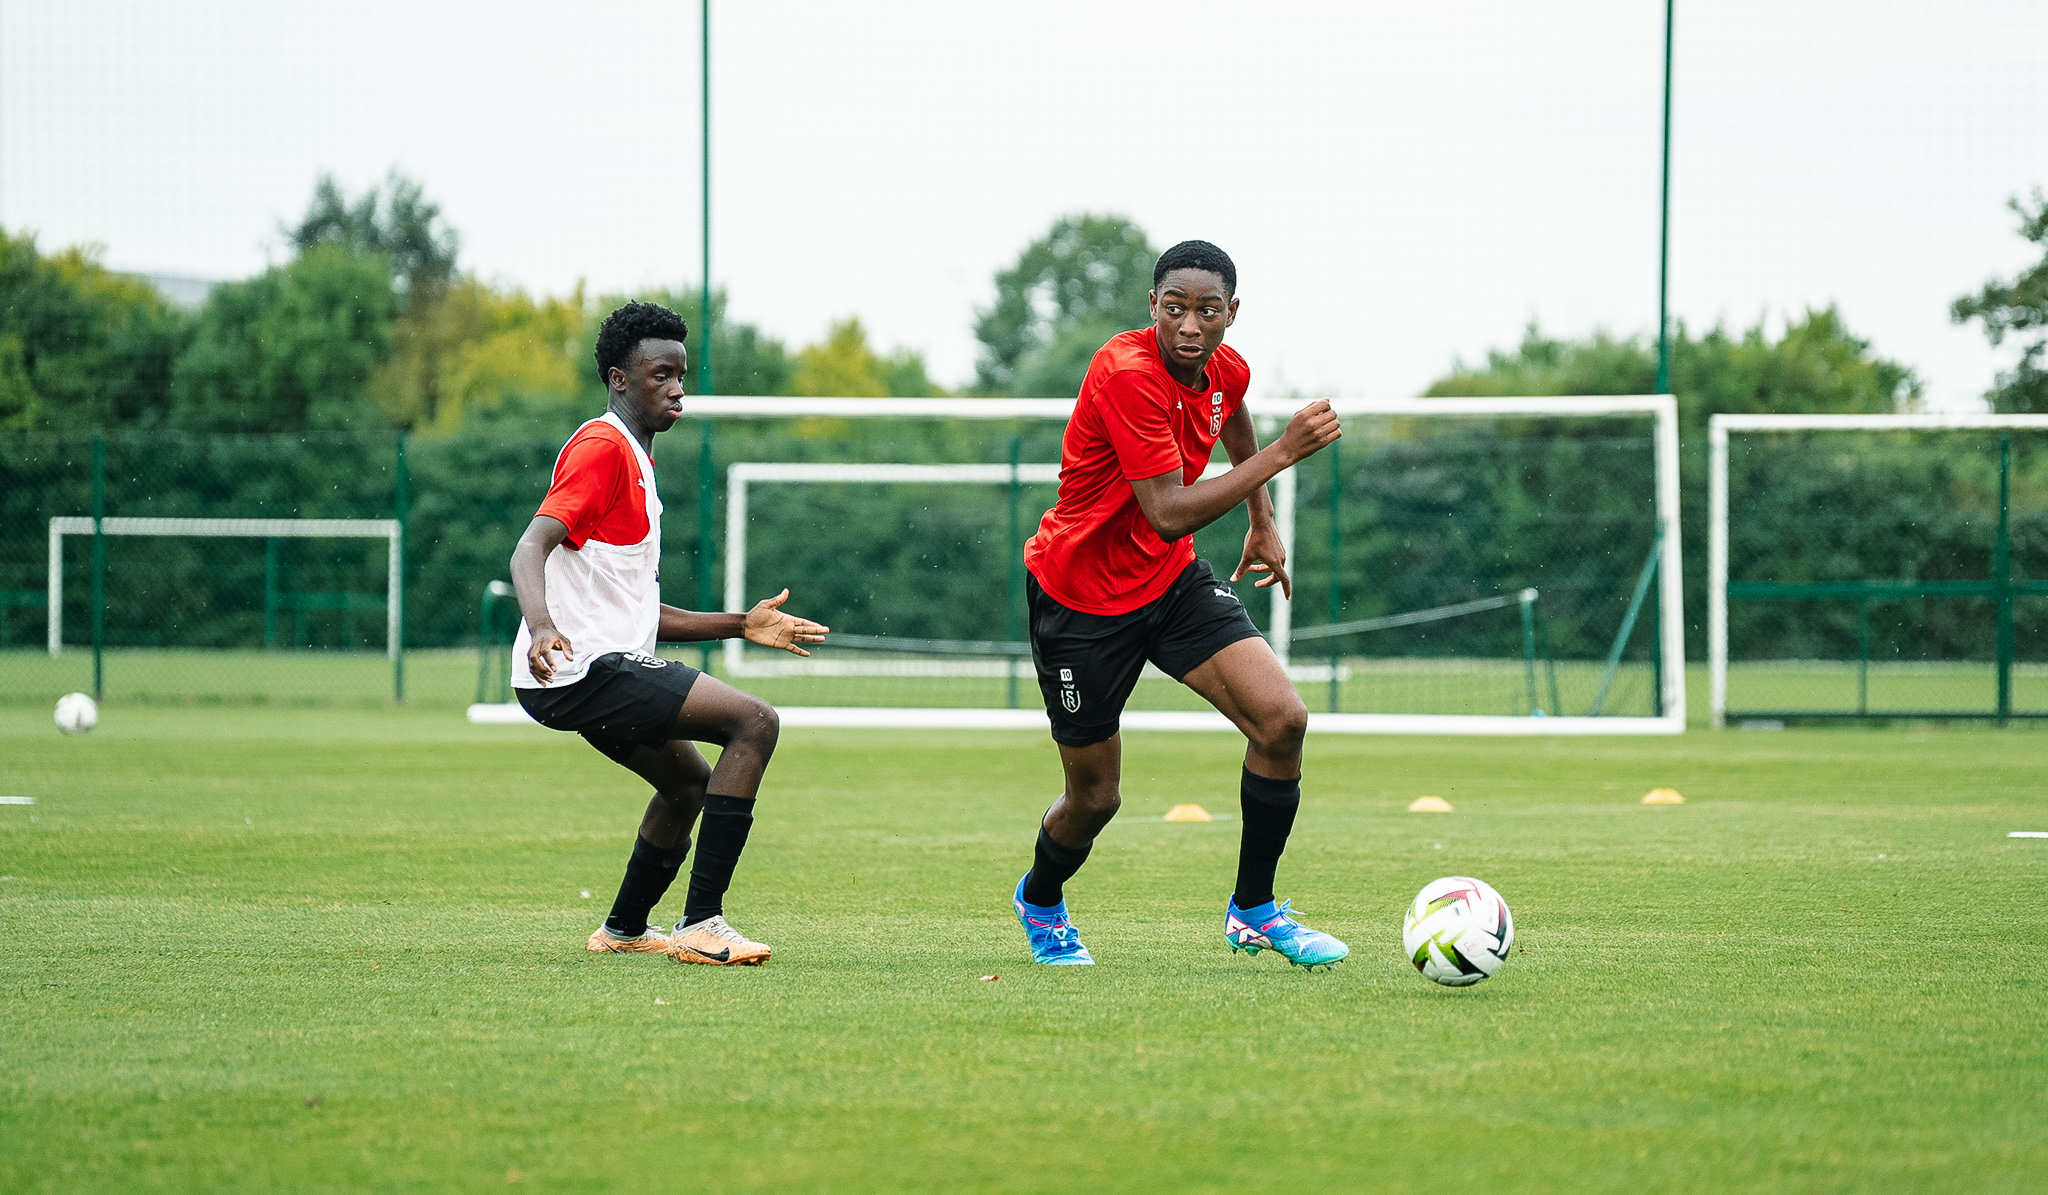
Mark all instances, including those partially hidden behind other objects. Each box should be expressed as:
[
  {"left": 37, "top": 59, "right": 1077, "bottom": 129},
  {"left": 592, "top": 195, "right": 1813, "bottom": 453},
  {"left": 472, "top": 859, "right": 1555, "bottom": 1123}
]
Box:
[
  {"left": 1024, "top": 328, "right": 1250, "bottom": 615},
  {"left": 535, "top": 418, "right": 653, "bottom": 549}
]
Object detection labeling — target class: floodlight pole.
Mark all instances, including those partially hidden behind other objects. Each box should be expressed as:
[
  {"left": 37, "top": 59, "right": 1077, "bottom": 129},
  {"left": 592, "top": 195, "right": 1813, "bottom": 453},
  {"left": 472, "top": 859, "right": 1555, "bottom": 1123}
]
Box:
[
  {"left": 697, "top": 0, "right": 715, "bottom": 672},
  {"left": 1656, "top": 0, "right": 1674, "bottom": 394},
  {"left": 699, "top": 0, "right": 713, "bottom": 403}
]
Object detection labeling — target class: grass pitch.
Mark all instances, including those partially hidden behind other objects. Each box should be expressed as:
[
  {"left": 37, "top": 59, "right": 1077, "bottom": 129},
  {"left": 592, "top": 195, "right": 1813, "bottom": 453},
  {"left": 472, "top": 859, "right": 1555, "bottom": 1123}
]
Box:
[{"left": 3, "top": 709, "right": 2045, "bottom": 1193}]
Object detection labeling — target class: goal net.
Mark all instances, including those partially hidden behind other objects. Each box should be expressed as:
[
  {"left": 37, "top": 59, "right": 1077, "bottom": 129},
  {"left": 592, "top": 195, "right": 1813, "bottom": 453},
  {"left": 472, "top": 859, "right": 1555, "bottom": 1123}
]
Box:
[
  {"left": 564, "top": 395, "right": 1682, "bottom": 734},
  {"left": 1710, "top": 414, "right": 2048, "bottom": 726}
]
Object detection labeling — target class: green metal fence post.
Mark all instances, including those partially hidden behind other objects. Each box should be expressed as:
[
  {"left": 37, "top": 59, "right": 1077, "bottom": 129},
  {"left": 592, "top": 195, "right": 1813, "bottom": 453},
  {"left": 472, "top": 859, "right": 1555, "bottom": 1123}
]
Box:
[
  {"left": 1521, "top": 591, "right": 1541, "bottom": 715},
  {"left": 1651, "top": 581, "right": 1665, "bottom": 718},
  {"left": 698, "top": 419, "right": 716, "bottom": 673},
  {"left": 394, "top": 433, "right": 410, "bottom": 704},
  {"left": 264, "top": 538, "right": 280, "bottom": 650},
  {"left": 90, "top": 434, "right": 106, "bottom": 701},
  {"left": 1856, "top": 595, "right": 1870, "bottom": 715},
  {"left": 1656, "top": 0, "right": 1675, "bottom": 395},
  {"left": 1327, "top": 438, "right": 1342, "bottom": 714},
  {"left": 1543, "top": 611, "right": 1562, "bottom": 718},
  {"left": 1007, "top": 434, "right": 1023, "bottom": 710},
  {"left": 1996, "top": 432, "right": 2013, "bottom": 726}
]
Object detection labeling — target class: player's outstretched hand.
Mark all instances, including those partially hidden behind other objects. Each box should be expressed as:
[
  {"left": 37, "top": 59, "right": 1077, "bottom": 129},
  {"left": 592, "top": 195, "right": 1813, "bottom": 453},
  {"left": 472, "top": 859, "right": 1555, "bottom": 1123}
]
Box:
[
  {"left": 1277, "top": 399, "right": 1341, "bottom": 465},
  {"left": 527, "top": 626, "right": 574, "bottom": 684},
  {"left": 744, "top": 589, "right": 830, "bottom": 657}
]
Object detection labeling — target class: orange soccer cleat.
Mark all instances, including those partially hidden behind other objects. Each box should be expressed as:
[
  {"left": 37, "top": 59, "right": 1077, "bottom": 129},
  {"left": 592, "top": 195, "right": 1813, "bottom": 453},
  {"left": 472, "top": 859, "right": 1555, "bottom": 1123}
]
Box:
[
  {"left": 665, "top": 915, "right": 771, "bottom": 966},
  {"left": 586, "top": 924, "right": 672, "bottom": 954}
]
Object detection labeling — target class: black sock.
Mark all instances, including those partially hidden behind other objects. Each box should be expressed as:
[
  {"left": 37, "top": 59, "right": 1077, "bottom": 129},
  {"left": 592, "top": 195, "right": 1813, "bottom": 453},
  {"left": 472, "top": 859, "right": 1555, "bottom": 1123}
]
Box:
[
  {"left": 1021, "top": 823, "right": 1092, "bottom": 908},
  {"left": 604, "top": 835, "right": 690, "bottom": 937},
  {"left": 1234, "top": 768, "right": 1301, "bottom": 910},
  {"left": 682, "top": 794, "right": 755, "bottom": 927}
]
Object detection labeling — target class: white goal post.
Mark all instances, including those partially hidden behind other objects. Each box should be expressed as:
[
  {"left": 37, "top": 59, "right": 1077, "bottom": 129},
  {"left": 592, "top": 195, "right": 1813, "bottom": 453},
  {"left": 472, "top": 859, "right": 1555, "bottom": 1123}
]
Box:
[
  {"left": 47, "top": 516, "right": 403, "bottom": 660},
  {"left": 1708, "top": 412, "right": 2048, "bottom": 728},
  {"left": 689, "top": 394, "right": 1685, "bottom": 736}
]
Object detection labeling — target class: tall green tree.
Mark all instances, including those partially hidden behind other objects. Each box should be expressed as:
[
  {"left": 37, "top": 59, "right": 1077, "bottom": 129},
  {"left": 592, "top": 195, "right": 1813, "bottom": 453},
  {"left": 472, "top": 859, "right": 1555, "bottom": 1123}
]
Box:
[
  {"left": 1953, "top": 189, "right": 2048, "bottom": 414},
  {"left": 974, "top": 214, "right": 1156, "bottom": 396},
  {"left": 168, "top": 244, "right": 396, "bottom": 432},
  {"left": 0, "top": 228, "right": 190, "bottom": 430},
  {"left": 286, "top": 174, "right": 464, "bottom": 430},
  {"left": 287, "top": 172, "right": 458, "bottom": 299}
]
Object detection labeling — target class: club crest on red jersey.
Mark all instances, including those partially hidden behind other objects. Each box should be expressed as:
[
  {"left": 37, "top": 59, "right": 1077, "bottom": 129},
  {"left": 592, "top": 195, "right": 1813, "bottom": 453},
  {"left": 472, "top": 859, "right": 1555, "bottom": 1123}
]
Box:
[{"left": 1208, "top": 392, "right": 1226, "bottom": 435}]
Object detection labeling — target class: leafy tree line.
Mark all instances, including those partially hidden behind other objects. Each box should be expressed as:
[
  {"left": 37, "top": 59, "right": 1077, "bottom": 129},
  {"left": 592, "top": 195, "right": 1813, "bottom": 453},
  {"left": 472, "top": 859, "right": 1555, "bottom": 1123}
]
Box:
[
  {"left": 0, "top": 173, "right": 946, "bottom": 438},
  {"left": 3, "top": 173, "right": 2044, "bottom": 667}
]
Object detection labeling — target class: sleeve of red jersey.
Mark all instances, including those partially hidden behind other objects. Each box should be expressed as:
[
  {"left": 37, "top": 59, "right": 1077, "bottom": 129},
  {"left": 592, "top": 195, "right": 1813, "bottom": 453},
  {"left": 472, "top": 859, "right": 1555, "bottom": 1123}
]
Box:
[
  {"left": 1097, "top": 370, "right": 1184, "bottom": 481},
  {"left": 535, "top": 433, "right": 627, "bottom": 549}
]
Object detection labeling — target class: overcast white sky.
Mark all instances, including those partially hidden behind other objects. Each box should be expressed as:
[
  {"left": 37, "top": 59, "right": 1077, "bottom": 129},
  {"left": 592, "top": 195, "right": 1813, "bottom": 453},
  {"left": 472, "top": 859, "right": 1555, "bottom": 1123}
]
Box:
[{"left": 3, "top": 1, "right": 2043, "bottom": 407}]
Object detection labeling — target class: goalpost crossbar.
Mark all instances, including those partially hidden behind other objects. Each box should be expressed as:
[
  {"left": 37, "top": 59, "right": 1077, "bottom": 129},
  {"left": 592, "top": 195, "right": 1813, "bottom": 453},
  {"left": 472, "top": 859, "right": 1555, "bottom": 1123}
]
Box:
[{"left": 46, "top": 516, "right": 402, "bottom": 660}]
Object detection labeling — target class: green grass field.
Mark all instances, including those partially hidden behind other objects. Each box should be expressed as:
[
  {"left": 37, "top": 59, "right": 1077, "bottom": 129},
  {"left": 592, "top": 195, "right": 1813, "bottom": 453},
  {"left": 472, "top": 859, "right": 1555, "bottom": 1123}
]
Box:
[{"left": 3, "top": 707, "right": 2046, "bottom": 1193}]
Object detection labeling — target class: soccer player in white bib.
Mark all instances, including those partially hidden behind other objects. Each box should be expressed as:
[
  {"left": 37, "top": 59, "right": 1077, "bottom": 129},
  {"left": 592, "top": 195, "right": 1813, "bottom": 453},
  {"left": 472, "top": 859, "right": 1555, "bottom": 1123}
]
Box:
[{"left": 509, "top": 301, "right": 827, "bottom": 966}]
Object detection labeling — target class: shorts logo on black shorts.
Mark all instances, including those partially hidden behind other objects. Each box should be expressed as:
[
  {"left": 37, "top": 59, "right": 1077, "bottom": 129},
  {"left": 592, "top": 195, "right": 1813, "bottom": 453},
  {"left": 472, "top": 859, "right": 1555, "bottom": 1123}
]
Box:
[
  {"left": 1058, "top": 667, "right": 1080, "bottom": 713},
  {"left": 1213, "top": 586, "right": 1239, "bottom": 604},
  {"left": 623, "top": 652, "right": 668, "bottom": 669}
]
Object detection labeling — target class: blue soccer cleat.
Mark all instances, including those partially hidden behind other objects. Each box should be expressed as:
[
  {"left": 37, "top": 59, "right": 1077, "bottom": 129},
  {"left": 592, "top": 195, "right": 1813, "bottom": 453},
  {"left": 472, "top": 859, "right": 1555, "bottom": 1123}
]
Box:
[
  {"left": 1014, "top": 876, "right": 1095, "bottom": 966},
  {"left": 1225, "top": 897, "right": 1349, "bottom": 971}
]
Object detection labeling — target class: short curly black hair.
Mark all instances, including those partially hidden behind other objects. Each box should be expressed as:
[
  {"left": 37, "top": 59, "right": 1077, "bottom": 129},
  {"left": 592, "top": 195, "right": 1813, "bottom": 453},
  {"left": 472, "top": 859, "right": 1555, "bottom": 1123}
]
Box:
[
  {"left": 1152, "top": 240, "right": 1237, "bottom": 295},
  {"left": 593, "top": 300, "right": 690, "bottom": 386}
]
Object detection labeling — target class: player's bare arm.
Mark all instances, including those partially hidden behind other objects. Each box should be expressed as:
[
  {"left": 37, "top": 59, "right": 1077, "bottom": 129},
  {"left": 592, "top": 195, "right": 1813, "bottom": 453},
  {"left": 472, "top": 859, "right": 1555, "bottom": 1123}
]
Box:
[
  {"left": 510, "top": 513, "right": 573, "bottom": 683},
  {"left": 659, "top": 590, "right": 828, "bottom": 656},
  {"left": 1126, "top": 399, "right": 1339, "bottom": 546},
  {"left": 1217, "top": 404, "right": 1293, "bottom": 598}
]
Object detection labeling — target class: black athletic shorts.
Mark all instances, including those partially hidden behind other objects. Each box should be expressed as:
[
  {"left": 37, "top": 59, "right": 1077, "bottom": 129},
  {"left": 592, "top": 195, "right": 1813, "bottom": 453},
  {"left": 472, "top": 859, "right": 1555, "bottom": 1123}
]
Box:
[
  {"left": 1028, "top": 557, "right": 1265, "bottom": 747},
  {"left": 515, "top": 650, "right": 701, "bottom": 765}
]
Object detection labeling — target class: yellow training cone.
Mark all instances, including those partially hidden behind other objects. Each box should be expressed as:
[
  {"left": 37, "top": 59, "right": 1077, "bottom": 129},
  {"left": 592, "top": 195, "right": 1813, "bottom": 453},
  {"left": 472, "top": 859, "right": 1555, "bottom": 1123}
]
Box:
[
  {"left": 1641, "top": 788, "right": 1686, "bottom": 805},
  {"left": 1408, "top": 796, "right": 1454, "bottom": 813},
  {"left": 1163, "top": 804, "right": 1213, "bottom": 822}
]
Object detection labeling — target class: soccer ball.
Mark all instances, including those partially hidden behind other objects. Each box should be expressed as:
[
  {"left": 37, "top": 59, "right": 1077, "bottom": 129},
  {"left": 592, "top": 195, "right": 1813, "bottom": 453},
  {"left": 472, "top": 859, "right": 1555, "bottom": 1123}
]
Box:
[
  {"left": 1402, "top": 876, "right": 1513, "bottom": 987},
  {"left": 54, "top": 691, "right": 98, "bottom": 735}
]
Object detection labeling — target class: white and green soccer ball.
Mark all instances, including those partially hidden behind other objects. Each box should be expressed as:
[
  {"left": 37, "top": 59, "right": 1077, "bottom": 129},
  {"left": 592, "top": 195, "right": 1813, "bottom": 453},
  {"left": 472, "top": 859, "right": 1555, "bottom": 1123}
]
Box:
[
  {"left": 54, "top": 691, "right": 98, "bottom": 735},
  {"left": 1402, "top": 876, "right": 1513, "bottom": 987}
]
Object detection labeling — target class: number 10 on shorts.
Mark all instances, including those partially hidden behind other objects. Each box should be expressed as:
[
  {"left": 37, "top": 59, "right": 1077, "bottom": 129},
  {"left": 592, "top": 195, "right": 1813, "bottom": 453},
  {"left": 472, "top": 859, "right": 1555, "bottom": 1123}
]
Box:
[{"left": 1059, "top": 668, "right": 1080, "bottom": 713}]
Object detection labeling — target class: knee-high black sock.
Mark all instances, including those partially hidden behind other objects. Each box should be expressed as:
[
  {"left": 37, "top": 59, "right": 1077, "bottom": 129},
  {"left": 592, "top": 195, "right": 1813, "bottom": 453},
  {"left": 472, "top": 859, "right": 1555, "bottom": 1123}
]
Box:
[
  {"left": 1234, "top": 768, "right": 1301, "bottom": 910},
  {"left": 604, "top": 834, "right": 689, "bottom": 937},
  {"left": 1021, "top": 823, "right": 1092, "bottom": 908},
  {"left": 682, "top": 794, "right": 755, "bottom": 927}
]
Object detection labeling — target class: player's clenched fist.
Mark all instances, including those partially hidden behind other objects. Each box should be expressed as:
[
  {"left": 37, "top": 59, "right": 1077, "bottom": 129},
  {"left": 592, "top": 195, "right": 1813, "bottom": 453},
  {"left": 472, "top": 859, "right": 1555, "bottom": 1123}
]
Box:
[
  {"left": 525, "top": 626, "right": 574, "bottom": 684},
  {"left": 1276, "top": 399, "right": 1341, "bottom": 465}
]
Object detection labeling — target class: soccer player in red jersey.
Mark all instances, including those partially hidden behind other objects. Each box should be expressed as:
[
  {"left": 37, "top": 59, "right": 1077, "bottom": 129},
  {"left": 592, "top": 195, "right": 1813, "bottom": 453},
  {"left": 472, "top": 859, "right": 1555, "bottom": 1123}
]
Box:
[
  {"left": 509, "top": 301, "right": 827, "bottom": 967},
  {"left": 1012, "top": 242, "right": 1348, "bottom": 968}
]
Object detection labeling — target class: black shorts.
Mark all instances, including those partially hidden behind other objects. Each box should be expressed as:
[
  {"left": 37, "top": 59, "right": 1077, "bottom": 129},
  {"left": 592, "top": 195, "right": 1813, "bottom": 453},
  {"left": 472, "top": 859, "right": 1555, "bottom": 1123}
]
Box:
[
  {"left": 1028, "top": 558, "right": 1265, "bottom": 747},
  {"left": 515, "top": 651, "right": 701, "bottom": 765}
]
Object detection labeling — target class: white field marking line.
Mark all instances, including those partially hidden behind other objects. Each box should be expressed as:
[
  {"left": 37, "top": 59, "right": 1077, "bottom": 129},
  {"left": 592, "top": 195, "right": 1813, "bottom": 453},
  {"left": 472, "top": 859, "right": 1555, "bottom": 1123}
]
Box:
[
  {"left": 0, "top": 796, "right": 34, "bottom": 805},
  {"left": 2010, "top": 832, "right": 2048, "bottom": 839}
]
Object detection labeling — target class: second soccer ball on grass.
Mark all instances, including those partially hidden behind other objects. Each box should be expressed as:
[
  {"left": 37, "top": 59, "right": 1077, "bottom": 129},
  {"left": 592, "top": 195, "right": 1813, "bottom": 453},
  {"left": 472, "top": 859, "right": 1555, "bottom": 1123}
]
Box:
[
  {"left": 1402, "top": 876, "right": 1514, "bottom": 987},
  {"left": 55, "top": 691, "right": 98, "bottom": 735}
]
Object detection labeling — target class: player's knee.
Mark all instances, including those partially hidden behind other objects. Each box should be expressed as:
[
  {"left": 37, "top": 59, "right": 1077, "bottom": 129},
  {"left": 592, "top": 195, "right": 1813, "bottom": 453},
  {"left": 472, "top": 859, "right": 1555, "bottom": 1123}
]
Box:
[
  {"left": 1252, "top": 698, "right": 1309, "bottom": 757},
  {"left": 735, "top": 697, "right": 780, "bottom": 752},
  {"left": 1070, "top": 782, "right": 1121, "bottom": 819}
]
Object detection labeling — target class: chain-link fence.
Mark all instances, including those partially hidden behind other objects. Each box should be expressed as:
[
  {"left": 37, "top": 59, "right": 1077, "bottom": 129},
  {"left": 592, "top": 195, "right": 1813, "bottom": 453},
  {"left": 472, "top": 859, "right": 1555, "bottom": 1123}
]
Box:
[{"left": 6, "top": 409, "right": 1676, "bottom": 717}]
